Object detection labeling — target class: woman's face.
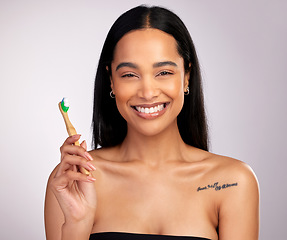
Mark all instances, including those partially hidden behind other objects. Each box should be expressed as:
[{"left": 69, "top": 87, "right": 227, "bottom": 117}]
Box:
[{"left": 110, "top": 28, "right": 189, "bottom": 136}]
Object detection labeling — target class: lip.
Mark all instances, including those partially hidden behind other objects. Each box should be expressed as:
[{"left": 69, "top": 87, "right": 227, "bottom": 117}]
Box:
[
  {"left": 132, "top": 102, "right": 167, "bottom": 108},
  {"left": 130, "top": 102, "right": 170, "bottom": 120}
]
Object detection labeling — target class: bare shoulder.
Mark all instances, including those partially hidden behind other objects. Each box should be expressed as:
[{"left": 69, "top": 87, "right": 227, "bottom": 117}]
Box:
[
  {"left": 210, "top": 153, "right": 259, "bottom": 189},
  {"left": 192, "top": 150, "right": 260, "bottom": 238},
  {"left": 189, "top": 147, "right": 259, "bottom": 195},
  {"left": 202, "top": 154, "right": 260, "bottom": 239},
  {"left": 200, "top": 152, "right": 260, "bottom": 213}
]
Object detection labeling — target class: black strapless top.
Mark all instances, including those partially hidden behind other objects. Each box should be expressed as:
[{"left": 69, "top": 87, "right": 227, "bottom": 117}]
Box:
[{"left": 89, "top": 232, "right": 211, "bottom": 240}]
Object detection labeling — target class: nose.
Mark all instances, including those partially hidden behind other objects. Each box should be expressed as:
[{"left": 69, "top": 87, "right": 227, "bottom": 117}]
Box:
[{"left": 137, "top": 76, "right": 159, "bottom": 101}]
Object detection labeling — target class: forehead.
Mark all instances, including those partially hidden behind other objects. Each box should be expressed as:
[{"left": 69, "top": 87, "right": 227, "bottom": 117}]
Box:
[{"left": 113, "top": 28, "right": 182, "bottom": 65}]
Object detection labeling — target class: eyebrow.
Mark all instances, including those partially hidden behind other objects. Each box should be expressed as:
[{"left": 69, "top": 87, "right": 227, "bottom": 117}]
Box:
[
  {"left": 153, "top": 61, "right": 178, "bottom": 68},
  {"left": 115, "top": 61, "right": 178, "bottom": 71},
  {"left": 116, "top": 62, "right": 138, "bottom": 71}
]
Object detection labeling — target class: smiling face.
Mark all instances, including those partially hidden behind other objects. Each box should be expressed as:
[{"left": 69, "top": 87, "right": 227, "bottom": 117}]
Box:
[{"left": 110, "top": 28, "right": 189, "bottom": 136}]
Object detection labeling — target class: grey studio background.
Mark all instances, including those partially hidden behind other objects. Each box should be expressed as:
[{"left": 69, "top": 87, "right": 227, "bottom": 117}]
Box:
[{"left": 0, "top": 0, "right": 286, "bottom": 239}]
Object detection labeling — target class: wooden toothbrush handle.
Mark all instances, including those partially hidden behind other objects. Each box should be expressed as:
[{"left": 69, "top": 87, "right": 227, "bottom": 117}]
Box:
[{"left": 58, "top": 102, "right": 90, "bottom": 175}]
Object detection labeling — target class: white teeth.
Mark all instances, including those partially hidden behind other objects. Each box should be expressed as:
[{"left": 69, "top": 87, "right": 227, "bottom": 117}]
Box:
[{"left": 135, "top": 104, "right": 165, "bottom": 113}]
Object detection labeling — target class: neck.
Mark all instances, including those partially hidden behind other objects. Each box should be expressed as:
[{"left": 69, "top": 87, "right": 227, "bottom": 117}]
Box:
[{"left": 118, "top": 121, "right": 187, "bottom": 166}]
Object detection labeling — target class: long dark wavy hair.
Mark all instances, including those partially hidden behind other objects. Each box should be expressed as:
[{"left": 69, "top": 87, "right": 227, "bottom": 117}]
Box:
[{"left": 92, "top": 5, "right": 209, "bottom": 151}]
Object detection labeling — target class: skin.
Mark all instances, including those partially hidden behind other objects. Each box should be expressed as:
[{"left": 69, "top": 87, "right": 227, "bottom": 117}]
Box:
[{"left": 45, "top": 29, "right": 259, "bottom": 240}]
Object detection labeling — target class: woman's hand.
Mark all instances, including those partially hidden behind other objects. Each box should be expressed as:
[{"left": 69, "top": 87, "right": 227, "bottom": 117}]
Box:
[
  {"left": 52, "top": 135, "right": 97, "bottom": 223},
  {"left": 45, "top": 135, "right": 97, "bottom": 240}
]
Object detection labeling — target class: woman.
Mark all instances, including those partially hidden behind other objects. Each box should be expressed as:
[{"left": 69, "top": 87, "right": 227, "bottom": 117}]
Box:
[{"left": 45, "top": 5, "right": 259, "bottom": 240}]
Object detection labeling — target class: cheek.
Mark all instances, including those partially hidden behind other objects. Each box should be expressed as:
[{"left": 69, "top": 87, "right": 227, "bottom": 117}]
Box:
[
  {"left": 164, "top": 77, "right": 185, "bottom": 114},
  {"left": 164, "top": 77, "right": 185, "bottom": 99},
  {"left": 113, "top": 82, "right": 134, "bottom": 118},
  {"left": 114, "top": 82, "right": 134, "bottom": 102}
]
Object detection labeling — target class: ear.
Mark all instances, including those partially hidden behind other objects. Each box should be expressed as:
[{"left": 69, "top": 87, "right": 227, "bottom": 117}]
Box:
[
  {"left": 184, "top": 63, "right": 191, "bottom": 90},
  {"left": 106, "top": 66, "right": 114, "bottom": 90},
  {"left": 184, "top": 74, "right": 189, "bottom": 90}
]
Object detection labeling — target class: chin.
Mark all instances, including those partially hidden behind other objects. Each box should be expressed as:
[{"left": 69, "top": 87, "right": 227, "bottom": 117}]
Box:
[{"left": 129, "top": 119, "right": 178, "bottom": 138}]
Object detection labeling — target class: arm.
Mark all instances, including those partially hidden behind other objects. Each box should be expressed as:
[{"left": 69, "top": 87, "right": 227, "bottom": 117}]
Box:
[
  {"left": 218, "top": 163, "right": 259, "bottom": 240},
  {"left": 44, "top": 165, "right": 64, "bottom": 240}
]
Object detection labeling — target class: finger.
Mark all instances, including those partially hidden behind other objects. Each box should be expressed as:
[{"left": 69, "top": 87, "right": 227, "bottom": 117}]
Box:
[
  {"left": 52, "top": 170, "right": 96, "bottom": 192},
  {"left": 79, "top": 141, "right": 93, "bottom": 162},
  {"left": 62, "top": 134, "right": 82, "bottom": 146},
  {"left": 61, "top": 144, "right": 94, "bottom": 162},
  {"left": 57, "top": 155, "right": 96, "bottom": 175},
  {"left": 60, "top": 135, "right": 82, "bottom": 156},
  {"left": 81, "top": 140, "right": 87, "bottom": 151}
]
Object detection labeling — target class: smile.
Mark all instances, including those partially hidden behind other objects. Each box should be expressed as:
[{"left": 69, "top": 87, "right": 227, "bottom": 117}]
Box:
[
  {"left": 131, "top": 103, "right": 169, "bottom": 119},
  {"left": 134, "top": 103, "right": 166, "bottom": 113}
]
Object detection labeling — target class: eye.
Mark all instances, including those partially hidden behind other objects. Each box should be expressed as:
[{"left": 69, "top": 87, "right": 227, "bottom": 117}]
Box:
[
  {"left": 156, "top": 71, "right": 173, "bottom": 77},
  {"left": 121, "top": 73, "right": 138, "bottom": 78}
]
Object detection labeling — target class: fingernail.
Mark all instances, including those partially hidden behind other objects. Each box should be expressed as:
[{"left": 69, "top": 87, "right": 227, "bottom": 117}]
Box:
[
  {"left": 84, "top": 152, "right": 94, "bottom": 161},
  {"left": 87, "top": 176, "right": 96, "bottom": 182},
  {"left": 73, "top": 134, "right": 81, "bottom": 139},
  {"left": 87, "top": 162, "right": 96, "bottom": 171}
]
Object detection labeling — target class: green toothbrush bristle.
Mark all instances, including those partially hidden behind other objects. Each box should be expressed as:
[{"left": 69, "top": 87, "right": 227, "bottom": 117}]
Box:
[{"left": 61, "top": 98, "right": 70, "bottom": 112}]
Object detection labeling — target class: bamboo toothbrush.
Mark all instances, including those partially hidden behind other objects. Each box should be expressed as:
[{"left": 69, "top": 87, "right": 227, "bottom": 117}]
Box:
[{"left": 58, "top": 97, "right": 90, "bottom": 175}]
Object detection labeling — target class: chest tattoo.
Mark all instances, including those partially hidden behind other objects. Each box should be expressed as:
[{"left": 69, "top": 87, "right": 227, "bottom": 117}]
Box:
[{"left": 197, "top": 182, "right": 238, "bottom": 192}]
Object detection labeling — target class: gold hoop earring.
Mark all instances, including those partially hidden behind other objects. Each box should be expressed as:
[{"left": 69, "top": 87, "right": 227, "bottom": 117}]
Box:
[
  {"left": 184, "top": 87, "right": 190, "bottom": 95},
  {"left": 110, "top": 91, "right": 115, "bottom": 98}
]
